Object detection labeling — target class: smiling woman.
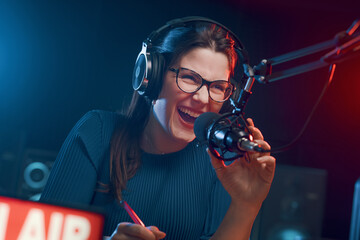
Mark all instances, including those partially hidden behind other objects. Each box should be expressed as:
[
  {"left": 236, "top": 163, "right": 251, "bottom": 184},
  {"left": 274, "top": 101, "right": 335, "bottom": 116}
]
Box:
[{"left": 40, "top": 17, "right": 276, "bottom": 240}]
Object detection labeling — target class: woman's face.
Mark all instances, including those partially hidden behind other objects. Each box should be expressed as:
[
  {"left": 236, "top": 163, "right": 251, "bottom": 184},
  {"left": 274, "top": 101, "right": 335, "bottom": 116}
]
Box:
[{"left": 152, "top": 47, "right": 230, "bottom": 144}]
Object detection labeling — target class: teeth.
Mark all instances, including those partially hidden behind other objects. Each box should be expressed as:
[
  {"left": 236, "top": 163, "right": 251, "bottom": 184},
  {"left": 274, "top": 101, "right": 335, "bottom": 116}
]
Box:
[{"left": 178, "top": 107, "right": 201, "bottom": 118}]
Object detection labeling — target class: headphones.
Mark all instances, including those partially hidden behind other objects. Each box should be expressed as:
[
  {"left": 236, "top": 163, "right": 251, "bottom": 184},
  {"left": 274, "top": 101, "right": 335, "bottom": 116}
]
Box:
[{"left": 132, "top": 16, "right": 249, "bottom": 103}]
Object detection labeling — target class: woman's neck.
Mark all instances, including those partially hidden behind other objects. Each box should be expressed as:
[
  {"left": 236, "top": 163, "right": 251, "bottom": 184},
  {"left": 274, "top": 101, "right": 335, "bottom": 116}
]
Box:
[{"left": 140, "top": 111, "right": 188, "bottom": 155}]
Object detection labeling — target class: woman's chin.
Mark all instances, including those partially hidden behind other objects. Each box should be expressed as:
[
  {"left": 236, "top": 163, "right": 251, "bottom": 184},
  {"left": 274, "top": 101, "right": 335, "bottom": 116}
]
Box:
[
  {"left": 172, "top": 129, "right": 196, "bottom": 144},
  {"left": 169, "top": 113, "right": 197, "bottom": 144}
]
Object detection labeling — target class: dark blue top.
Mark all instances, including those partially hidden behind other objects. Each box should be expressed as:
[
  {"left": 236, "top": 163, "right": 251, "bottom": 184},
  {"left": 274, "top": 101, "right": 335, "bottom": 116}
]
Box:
[{"left": 40, "top": 110, "right": 231, "bottom": 239}]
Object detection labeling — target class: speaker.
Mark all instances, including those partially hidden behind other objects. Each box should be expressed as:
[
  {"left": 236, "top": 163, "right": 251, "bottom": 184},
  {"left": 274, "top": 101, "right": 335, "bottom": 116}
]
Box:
[
  {"left": 350, "top": 177, "right": 360, "bottom": 240},
  {"left": 251, "top": 165, "right": 327, "bottom": 240},
  {"left": 0, "top": 151, "right": 19, "bottom": 195},
  {"left": 16, "top": 148, "right": 57, "bottom": 200},
  {"left": 0, "top": 131, "right": 26, "bottom": 195}
]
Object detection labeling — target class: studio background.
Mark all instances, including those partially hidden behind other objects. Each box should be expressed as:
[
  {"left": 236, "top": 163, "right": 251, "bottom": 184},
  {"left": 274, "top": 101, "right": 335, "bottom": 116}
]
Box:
[{"left": 0, "top": 0, "right": 359, "bottom": 239}]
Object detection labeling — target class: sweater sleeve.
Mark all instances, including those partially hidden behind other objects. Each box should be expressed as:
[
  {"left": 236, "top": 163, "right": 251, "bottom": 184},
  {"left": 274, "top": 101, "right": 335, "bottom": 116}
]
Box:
[
  {"left": 200, "top": 175, "right": 231, "bottom": 240},
  {"left": 40, "top": 110, "right": 108, "bottom": 206}
]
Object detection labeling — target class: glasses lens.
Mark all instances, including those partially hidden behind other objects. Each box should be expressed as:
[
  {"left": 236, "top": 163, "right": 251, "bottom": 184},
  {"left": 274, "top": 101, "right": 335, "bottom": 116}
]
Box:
[
  {"left": 209, "top": 82, "right": 233, "bottom": 102},
  {"left": 177, "top": 69, "right": 202, "bottom": 93}
]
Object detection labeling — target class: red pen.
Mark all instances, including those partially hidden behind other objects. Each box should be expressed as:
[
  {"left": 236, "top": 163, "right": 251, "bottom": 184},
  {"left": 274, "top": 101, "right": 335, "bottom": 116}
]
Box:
[{"left": 119, "top": 200, "right": 145, "bottom": 227}]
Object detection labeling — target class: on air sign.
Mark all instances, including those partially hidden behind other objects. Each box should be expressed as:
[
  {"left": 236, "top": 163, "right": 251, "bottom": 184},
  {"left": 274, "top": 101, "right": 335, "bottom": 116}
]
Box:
[{"left": 0, "top": 196, "right": 104, "bottom": 240}]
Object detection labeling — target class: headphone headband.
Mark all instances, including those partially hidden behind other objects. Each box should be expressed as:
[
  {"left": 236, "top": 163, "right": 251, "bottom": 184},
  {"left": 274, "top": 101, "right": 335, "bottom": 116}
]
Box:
[{"left": 145, "top": 16, "right": 245, "bottom": 51}]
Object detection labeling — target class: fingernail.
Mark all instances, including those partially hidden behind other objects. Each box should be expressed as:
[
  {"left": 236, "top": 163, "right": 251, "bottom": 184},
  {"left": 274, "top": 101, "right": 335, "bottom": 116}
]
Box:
[
  {"left": 156, "top": 231, "right": 166, "bottom": 238},
  {"left": 153, "top": 229, "right": 166, "bottom": 235}
]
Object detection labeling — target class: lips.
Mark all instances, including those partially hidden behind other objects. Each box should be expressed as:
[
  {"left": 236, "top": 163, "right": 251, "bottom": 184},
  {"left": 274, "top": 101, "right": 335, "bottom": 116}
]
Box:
[{"left": 177, "top": 106, "right": 202, "bottom": 124}]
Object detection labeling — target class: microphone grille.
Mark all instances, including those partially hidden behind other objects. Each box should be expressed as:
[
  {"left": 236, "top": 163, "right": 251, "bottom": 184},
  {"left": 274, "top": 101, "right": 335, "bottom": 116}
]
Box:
[{"left": 194, "top": 112, "right": 220, "bottom": 142}]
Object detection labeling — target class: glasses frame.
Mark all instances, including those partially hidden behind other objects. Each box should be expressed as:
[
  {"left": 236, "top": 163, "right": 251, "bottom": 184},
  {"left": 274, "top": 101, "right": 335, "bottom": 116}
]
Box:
[{"left": 169, "top": 67, "right": 235, "bottom": 103}]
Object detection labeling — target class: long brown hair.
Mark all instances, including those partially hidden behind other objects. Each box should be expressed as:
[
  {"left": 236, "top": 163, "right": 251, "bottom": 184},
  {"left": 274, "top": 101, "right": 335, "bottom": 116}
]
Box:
[{"left": 109, "top": 22, "right": 240, "bottom": 201}]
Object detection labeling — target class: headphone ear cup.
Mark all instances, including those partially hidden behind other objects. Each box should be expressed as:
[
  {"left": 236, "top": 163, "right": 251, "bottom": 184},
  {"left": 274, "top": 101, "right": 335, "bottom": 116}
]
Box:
[
  {"left": 144, "top": 51, "right": 165, "bottom": 100},
  {"left": 132, "top": 44, "right": 148, "bottom": 95}
]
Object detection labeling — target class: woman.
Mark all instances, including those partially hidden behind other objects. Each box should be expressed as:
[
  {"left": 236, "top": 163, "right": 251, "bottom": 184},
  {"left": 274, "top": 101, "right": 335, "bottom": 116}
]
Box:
[{"left": 41, "top": 18, "right": 276, "bottom": 240}]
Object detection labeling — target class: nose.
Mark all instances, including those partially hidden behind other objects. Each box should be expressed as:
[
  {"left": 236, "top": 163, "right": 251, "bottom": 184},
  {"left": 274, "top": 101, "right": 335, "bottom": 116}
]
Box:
[{"left": 192, "top": 85, "right": 209, "bottom": 104}]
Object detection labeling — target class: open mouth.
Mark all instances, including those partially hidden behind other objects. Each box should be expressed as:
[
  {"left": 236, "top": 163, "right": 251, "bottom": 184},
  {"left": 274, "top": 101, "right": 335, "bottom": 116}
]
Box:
[{"left": 177, "top": 107, "right": 201, "bottom": 124}]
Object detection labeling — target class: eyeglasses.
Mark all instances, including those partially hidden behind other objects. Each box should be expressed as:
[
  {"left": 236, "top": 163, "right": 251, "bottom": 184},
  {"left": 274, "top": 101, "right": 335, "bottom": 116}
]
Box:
[{"left": 169, "top": 67, "right": 234, "bottom": 103}]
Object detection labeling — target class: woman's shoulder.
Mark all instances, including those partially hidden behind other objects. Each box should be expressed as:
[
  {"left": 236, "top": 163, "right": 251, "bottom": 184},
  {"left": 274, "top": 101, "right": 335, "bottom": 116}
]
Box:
[
  {"left": 76, "top": 110, "right": 125, "bottom": 130},
  {"left": 70, "top": 110, "right": 125, "bottom": 143},
  {"left": 80, "top": 109, "right": 124, "bottom": 124}
]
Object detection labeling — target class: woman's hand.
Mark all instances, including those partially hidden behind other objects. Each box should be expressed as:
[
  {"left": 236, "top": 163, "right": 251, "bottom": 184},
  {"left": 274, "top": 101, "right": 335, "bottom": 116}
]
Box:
[
  {"left": 208, "top": 118, "right": 276, "bottom": 209},
  {"left": 108, "top": 222, "right": 166, "bottom": 240}
]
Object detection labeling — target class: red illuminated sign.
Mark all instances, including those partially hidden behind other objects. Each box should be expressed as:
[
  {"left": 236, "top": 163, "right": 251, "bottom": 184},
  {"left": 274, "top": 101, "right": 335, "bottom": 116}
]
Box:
[{"left": 0, "top": 196, "right": 104, "bottom": 240}]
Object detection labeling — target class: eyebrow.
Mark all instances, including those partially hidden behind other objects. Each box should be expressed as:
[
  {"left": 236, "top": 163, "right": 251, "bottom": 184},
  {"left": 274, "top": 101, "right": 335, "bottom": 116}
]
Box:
[{"left": 178, "top": 67, "right": 229, "bottom": 82}]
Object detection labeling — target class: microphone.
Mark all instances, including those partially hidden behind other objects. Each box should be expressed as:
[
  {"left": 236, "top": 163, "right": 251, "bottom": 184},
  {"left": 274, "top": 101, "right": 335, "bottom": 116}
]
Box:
[{"left": 194, "top": 112, "right": 266, "bottom": 160}]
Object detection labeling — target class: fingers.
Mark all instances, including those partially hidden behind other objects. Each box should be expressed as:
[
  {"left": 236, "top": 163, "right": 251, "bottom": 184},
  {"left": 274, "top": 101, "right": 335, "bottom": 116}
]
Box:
[
  {"left": 247, "top": 118, "right": 255, "bottom": 127},
  {"left": 256, "top": 155, "right": 276, "bottom": 182},
  {"left": 147, "top": 226, "right": 166, "bottom": 239},
  {"left": 246, "top": 118, "right": 264, "bottom": 141},
  {"left": 256, "top": 155, "right": 276, "bottom": 168},
  {"left": 207, "top": 148, "right": 226, "bottom": 173},
  {"left": 254, "top": 139, "right": 271, "bottom": 151},
  {"left": 112, "top": 223, "right": 166, "bottom": 240}
]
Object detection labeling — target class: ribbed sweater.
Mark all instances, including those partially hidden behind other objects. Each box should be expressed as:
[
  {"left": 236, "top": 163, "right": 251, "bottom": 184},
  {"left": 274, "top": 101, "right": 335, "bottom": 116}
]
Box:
[{"left": 40, "top": 110, "right": 231, "bottom": 239}]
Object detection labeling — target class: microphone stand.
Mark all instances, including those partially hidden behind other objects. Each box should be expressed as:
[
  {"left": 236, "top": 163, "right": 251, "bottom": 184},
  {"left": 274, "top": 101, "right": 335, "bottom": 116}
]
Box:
[{"left": 253, "top": 19, "right": 360, "bottom": 84}]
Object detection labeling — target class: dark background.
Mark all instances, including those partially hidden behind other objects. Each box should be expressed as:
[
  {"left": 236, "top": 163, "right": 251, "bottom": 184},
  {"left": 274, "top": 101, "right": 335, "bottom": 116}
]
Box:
[{"left": 0, "top": 0, "right": 359, "bottom": 239}]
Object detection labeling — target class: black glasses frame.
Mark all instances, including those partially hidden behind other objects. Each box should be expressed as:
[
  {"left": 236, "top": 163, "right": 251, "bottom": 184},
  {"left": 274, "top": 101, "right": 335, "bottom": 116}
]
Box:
[{"left": 169, "top": 67, "right": 235, "bottom": 103}]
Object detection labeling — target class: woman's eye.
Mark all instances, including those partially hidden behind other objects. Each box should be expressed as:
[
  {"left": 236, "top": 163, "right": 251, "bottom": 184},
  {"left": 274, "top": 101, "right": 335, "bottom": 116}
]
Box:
[{"left": 212, "top": 84, "right": 226, "bottom": 92}]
